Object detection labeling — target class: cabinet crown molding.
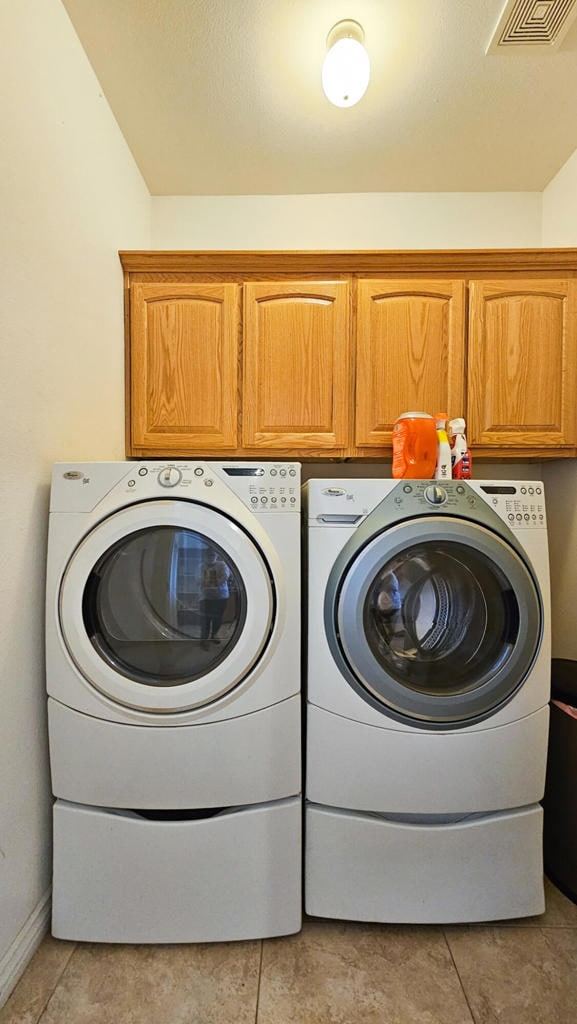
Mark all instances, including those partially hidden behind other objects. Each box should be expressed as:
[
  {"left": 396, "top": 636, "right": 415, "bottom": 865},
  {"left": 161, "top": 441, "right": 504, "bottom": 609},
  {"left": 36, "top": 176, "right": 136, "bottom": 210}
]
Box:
[{"left": 119, "top": 249, "right": 577, "bottom": 276}]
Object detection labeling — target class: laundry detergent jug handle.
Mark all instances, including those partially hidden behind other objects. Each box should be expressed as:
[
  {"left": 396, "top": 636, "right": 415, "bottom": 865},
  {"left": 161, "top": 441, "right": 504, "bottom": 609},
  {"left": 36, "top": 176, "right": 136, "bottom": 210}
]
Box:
[{"left": 392, "top": 418, "right": 410, "bottom": 478}]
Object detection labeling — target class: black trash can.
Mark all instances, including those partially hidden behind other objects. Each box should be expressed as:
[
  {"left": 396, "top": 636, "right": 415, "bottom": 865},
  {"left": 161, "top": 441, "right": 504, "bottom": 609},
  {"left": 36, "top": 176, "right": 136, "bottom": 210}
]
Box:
[{"left": 543, "top": 659, "right": 577, "bottom": 903}]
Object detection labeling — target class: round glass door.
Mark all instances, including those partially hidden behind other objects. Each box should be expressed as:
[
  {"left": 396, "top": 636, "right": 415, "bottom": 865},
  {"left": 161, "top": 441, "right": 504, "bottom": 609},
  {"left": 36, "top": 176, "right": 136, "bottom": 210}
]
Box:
[
  {"left": 82, "top": 526, "right": 247, "bottom": 685},
  {"left": 59, "top": 501, "right": 275, "bottom": 712},
  {"left": 329, "top": 517, "right": 542, "bottom": 727}
]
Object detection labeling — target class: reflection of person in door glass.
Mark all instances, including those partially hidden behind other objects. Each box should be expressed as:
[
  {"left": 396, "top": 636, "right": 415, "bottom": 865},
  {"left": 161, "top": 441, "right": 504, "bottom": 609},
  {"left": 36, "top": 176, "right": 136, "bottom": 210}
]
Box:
[
  {"left": 373, "top": 568, "right": 417, "bottom": 660},
  {"left": 200, "top": 549, "right": 231, "bottom": 648}
]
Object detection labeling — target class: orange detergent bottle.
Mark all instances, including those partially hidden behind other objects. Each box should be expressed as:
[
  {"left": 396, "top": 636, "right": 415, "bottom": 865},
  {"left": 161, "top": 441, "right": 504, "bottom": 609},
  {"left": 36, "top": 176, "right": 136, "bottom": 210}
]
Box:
[{"left": 392, "top": 412, "right": 437, "bottom": 479}]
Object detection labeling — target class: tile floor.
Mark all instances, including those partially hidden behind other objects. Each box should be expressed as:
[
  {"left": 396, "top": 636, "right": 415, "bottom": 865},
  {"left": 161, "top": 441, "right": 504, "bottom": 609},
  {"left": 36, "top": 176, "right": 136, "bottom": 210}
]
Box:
[{"left": 1, "top": 878, "right": 576, "bottom": 1024}]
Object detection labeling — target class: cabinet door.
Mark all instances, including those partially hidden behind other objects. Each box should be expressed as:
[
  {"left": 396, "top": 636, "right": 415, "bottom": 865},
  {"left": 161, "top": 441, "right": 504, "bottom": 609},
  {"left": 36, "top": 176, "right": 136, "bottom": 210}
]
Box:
[
  {"left": 242, "top": 281, "right": 350, "bottom": 452},
  {"left": 468, "top": 279, "right": 577, "bottom": 449},
  {"left": 129, "top": 282, "right": 239, "bottom": 454},
  {"left": 355, "top": 280, "right": 466, "bottom": 448}
]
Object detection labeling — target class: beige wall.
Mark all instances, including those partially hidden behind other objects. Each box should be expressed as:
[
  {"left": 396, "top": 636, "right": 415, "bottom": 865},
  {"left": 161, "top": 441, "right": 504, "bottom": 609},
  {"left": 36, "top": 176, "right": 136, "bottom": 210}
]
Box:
[
  {"left": 0, "top": 0, "right": 149, "bottom": 995},
  {"left": 151, "top": 192, "right": 542, "bottom": 249},
  {"left": 541, "top": 151, "right": 577, "bottom": 660},
  {"left": 1, "top": 0, "right": 576, "bottom": 998}
]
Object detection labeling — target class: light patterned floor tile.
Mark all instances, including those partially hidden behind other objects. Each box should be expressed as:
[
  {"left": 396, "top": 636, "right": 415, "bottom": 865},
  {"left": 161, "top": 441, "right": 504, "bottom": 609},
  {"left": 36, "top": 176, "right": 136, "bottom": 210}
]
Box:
[
  {"left": 445, "top": 925, "right": 577, "bottom": 1024},
  {"left": 257, "top": 917, "right": 474, "bottom": 1024},
  {"left": 0, "top": 936, "right": 76, "bottom": 1024},
  {"left": 38, "top": 940, "right": 261, "bottom": 1024}
]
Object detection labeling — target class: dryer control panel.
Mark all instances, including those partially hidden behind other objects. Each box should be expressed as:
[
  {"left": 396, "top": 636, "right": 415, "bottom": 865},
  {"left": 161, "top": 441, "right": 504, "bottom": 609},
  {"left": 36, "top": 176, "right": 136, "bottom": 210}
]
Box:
[{"left": 51, "top": 462, "right": 301, "bottom": 513}]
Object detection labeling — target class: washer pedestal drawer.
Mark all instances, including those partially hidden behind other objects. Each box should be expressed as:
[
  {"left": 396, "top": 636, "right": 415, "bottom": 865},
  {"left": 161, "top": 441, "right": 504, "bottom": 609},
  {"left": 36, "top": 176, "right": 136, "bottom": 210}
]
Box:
[
  {"left": 305, "top": 802, "right": 544, "bottom": 923},
  {"left": 52, "top": 797, "right": 301, "bottom": 942}
]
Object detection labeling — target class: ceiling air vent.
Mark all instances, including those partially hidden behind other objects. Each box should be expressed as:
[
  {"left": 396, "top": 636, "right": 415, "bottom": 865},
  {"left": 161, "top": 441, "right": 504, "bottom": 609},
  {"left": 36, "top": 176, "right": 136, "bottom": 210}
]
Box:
[{"left": 487, "top": 0, "right": 577, "bottom": 51}]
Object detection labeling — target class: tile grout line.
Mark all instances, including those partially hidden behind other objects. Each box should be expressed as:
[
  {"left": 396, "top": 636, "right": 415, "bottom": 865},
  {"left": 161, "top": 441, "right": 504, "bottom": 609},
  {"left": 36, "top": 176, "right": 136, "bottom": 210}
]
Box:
[
  {"left": 254, "top": 940, "right": 264, "bottom": 1024},
  {"left": 36, "top": 943, "right": 78, "bottom": 1024},
  {"left": 442, "top": 930, "right": 479, "bottom": 1024}
]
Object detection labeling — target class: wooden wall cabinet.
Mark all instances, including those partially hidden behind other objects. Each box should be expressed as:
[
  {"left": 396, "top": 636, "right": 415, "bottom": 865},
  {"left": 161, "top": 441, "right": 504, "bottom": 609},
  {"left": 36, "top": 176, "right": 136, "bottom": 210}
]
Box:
[
  {"left": 129, "top": 282, "right": 239, "bottom": 453},
  {"left": 354, "top": 279, "right": 466, "bottom": 449},
  {"left": 121, "top": 250, "right": 577, "bottom": 460},
  {"left": 467, "top": 279, "right": 577, "bottom": 451},
  {"left": 242, "top": 281, "right": 350, "bottom": 452}
]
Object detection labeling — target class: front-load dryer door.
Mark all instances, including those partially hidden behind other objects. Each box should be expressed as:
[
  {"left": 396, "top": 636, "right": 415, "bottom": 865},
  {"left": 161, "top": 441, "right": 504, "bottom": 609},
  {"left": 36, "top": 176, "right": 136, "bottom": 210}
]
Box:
[
  {"left": 59, "top": 501, "right": 274, "bottom": 712},
  {"left": 326, "top": 516, "right": 542, "bottom": 729}
]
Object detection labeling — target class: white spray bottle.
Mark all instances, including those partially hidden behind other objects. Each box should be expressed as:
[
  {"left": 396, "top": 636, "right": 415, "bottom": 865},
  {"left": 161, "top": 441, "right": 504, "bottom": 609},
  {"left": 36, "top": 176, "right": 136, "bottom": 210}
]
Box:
[
  {"left": 448, "top": 417, "right": 472, "bottom": 479},
  {"left": 434, "top": 413, "right": 452, "bottom": 481}
]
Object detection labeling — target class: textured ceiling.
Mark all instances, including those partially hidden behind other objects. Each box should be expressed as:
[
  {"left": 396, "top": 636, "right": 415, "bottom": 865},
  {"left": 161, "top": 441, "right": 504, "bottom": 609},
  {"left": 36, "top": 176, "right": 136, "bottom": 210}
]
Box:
[{"left": 61, "top": 0, "right": 577, "bottom": 195}]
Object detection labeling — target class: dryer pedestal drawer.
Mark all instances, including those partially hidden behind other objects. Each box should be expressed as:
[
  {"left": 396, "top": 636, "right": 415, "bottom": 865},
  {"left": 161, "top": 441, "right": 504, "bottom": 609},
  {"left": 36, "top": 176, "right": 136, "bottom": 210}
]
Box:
[
  {"left": 52, "top": 797, "right": 301, "bottom": 943},
  {"left": 49, "top": 695, "right": 300, "bottom": 808},
  {"left": 305, "top": 802, "right": 544, "bottom": 923}
]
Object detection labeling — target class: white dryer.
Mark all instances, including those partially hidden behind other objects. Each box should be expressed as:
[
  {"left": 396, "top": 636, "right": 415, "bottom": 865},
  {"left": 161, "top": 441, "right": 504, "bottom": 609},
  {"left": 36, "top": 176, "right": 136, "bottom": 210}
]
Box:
[
  {"left": 304, "top": 478, "right": 550, "bottom": 923},
  {"left": 46, "top": 460, "right": 301, "bottom": 942}
]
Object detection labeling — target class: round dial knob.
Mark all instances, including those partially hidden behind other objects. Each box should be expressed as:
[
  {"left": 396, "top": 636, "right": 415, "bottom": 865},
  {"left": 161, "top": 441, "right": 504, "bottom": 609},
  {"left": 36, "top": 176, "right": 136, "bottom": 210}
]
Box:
[
  {"left": 424, "top": 484, "right": 447, "bottom": 505},
  {"left": 158, "top": 467, "right": 182, "bottom": 488}
]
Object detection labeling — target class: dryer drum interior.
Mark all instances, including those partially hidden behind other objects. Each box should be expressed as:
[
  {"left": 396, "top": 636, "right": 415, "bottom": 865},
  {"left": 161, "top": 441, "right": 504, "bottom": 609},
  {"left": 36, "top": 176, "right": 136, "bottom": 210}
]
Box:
[{"left": 330, "top": 517, "right": 543, "bottom": 727}]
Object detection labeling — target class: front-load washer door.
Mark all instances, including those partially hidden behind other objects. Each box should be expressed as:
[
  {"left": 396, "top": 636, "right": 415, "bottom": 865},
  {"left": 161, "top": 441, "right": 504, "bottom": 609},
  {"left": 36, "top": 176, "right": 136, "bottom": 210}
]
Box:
[
  {"left": 326, "top": 516, "right": 542, "bottom": 729},
  {"left": 59, "top": 501, "right": 274, "bottom": 712}
]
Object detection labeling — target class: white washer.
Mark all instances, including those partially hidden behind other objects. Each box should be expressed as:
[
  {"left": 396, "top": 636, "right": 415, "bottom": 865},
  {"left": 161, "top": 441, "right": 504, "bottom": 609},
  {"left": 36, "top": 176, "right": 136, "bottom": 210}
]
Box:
[
  {"left": 46, "top": 461, "right": 301, "bottom": 942},
  {"left": 304, "top": 478, "right": 550, "bottom": 923}
]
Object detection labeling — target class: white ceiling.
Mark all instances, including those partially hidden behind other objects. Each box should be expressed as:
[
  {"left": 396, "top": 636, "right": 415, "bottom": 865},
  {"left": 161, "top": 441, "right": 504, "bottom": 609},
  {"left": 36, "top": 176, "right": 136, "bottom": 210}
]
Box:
[{"left": 61, "top": 0, "right": 577, "bottom": 196}]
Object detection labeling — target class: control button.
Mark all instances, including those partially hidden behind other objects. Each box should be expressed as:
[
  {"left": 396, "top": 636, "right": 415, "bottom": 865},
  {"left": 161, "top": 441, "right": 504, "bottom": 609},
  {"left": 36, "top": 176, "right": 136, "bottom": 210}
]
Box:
[
  {"left": 424, "top": 484, "right": 447, "bottom": 505},
  {"left": 271, "top": 469, "right": 277, "bottom": 476},
  {"left": 524, "top": 514, "right": 530, "bottom": 521},
  {"left": 528, "top": 487, "right": 534, "bottom": 495},
  {"left": 204, "top": 479, "right": 213, "bottom": 487},
  {"left": 516, "top": 514, "right": 523, "bottom": 520},
  {"left": 261, "top": 496, "right": 268, "bottom": 503},
  {"left": 281, "top": 497, "right": 286, "bottom": 503},
  {"left": 456, "top": 485, "right": 465, "bottom": 494},
  {"left": 138, "top": 467, "right": 148, "bottom": 476},
  {"left": 536, "top": 487, "right": 542, "bottom": 494},
  {"left": 403, "top": 485, "right": 412, "bottom": 494},
  {"left": 271, "top": 497, "right": 277, "bottom": 503},
  {"left": 508, "top": 513, "right": 515, "bottom": 521},
  {"left": 532, "top": 514, "right": 537, "bottom": 520},
  {"left": 521, "top": 487, "right": 527, "bottom": 494},
  {"left": 289, "top": 468, "right": 296, "bottom": 477},
  {"left": 128, "top": 480, "right": 136, "bottom": 488},
  {"left": 539, "top": 514, "right": 544, "bottom": 520},
  {"left": 251, "top": 496, "right": 258, "bottom": 504},
  {"left": 290, "top": 497, "right": 296, "bottom": 503},
  {"left": 280, "top": 469, "right": 287, "bottom": 477},
  {"left": 158, "top": 467, "right": 182, "bottom": 488},
  {"left": 194, "top": 467, "right": 204, "bottom": 476}
]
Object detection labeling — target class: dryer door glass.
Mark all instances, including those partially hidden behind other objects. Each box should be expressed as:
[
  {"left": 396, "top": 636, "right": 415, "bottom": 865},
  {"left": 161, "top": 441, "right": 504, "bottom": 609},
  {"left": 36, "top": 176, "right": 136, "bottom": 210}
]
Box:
[
  {"left": 82, "top": 527, "right": 247, "bottom": 685},
  {"left": 333, "top": 517, "right": 542, "bottom": 726}
]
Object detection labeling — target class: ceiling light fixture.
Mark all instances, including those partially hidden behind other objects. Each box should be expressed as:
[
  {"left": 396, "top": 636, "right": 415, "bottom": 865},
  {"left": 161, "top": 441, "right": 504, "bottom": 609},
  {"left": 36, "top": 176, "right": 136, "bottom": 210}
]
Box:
[{"left": 322, "top": 19, "right": 370, "bottom": 108}]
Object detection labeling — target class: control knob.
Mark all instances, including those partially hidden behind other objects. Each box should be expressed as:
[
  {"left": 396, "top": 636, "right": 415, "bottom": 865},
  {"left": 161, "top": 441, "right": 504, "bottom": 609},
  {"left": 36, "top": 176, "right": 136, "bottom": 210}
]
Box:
[
  {"left": 158, "top": 467, "right": 182, "bottom": 488},
  {"left": 424, "top": 484, "right": 447, "bottom": 505}
]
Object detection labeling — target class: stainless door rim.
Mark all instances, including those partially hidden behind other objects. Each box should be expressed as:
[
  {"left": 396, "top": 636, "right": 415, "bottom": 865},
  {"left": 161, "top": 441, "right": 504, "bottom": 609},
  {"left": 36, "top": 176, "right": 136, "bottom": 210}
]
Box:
[{"left": 325, "top": 516, "right": 542, "bottom": 728}]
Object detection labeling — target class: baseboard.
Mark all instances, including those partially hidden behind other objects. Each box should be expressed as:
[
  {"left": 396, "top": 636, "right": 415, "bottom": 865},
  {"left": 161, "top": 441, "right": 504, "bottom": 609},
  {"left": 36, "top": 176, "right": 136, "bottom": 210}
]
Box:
[{"left": 0, "top": 889, "right": 51, "bottom": 1008}]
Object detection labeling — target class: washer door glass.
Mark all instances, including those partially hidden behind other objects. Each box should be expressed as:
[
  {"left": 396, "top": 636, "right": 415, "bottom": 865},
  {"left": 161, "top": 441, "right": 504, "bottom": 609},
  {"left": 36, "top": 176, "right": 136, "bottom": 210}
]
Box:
[
  {"left": 83, "top": 526, "right": 247, "bottom": 685},
  {"left": 59, "top": 501, "right": 274, "bottom": 712},
  {"left": 332, "top": 517, "right": 542, "bottom": 726}
]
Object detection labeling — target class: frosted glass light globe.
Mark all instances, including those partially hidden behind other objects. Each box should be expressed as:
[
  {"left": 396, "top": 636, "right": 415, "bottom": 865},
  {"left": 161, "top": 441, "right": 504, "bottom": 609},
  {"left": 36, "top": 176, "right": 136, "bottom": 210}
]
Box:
[{"left": 322, "top": 37, "right": 370, "bottom": 108}]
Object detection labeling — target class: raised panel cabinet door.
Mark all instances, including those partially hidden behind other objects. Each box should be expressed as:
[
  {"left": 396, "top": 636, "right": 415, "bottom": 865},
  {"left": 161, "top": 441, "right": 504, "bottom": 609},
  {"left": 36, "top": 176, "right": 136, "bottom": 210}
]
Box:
[
  {"left": 468, "top": 279, "right": 577, "bottom": 449},
  {"left": 354, "top": 280, "right": 466, "bottom": 448},
  {"left": 129, "top": 282, "right": 239, "bottom": 453},
  {"left": 242, "top": 281, "right": 350, "bottom": 451}
]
